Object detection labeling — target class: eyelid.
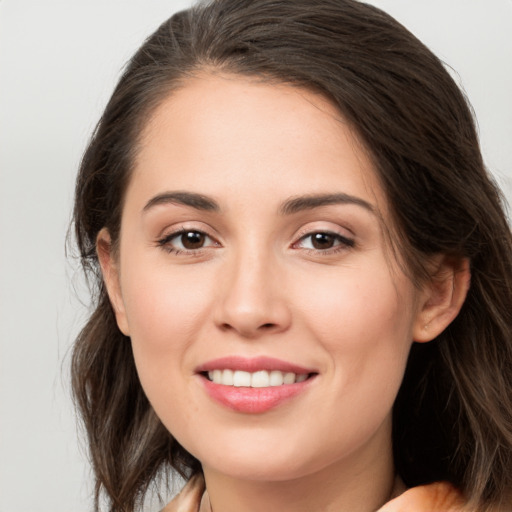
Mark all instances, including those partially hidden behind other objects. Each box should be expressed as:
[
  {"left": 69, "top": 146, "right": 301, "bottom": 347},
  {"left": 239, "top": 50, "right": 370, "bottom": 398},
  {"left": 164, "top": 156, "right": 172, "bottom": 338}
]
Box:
[
  {"left": 155, "top": 219, "right": 217, "bottom": 239},
  {"left": 293, "top": 222, "right": 354, "bottom": 242},
  {"left": 156, "top": 225, "right": 221, "bottom": 254},
  {"left": 156, "top": 218, "right": 222, "bottom": 242},
  {"left": 294, "top": 231, "right": 354, "bottom": 248},
  {"left": 291, "top": 224, "right": 356, "bottom": 254},
  {"left": 159, "top": 229, "right": 215, "bottom": 245}
]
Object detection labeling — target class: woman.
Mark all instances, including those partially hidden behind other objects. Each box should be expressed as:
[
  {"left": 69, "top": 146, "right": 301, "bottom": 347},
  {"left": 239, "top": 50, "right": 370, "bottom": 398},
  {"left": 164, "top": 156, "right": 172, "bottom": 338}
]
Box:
[{"left": 71, "top": 1, "right": 512, "bottom": 511}]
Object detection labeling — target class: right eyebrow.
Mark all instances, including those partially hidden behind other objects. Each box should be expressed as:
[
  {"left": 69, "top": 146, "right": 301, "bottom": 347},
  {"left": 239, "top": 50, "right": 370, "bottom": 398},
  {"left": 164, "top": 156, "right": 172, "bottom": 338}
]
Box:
[
  {"left": 142, "top": 191, "right": 220, "bottom": 213},
  {"left": 279, "top": 193, "right": 375, "bottom": 216}
]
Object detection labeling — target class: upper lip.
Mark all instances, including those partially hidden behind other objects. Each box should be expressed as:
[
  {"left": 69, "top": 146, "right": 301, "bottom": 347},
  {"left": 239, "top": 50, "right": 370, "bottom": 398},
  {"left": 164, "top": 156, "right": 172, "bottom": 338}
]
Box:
[{"left": 195, "top": 356, "right": 316, "bottom": 374}]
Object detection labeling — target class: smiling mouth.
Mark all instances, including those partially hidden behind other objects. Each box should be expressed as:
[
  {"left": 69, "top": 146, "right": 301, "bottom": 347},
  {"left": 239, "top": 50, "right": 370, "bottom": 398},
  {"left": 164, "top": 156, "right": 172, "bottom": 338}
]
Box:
[
  {"left": 198, "top": 359, "right": 317, "bottom": 413},
  {"left": 203, "top": 369, "right": 314, "bottom": 388}
]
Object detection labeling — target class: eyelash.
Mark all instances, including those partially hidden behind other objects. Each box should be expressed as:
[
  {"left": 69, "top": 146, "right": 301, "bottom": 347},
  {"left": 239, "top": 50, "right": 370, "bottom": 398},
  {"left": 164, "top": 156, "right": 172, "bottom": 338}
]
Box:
[
  {"left": 293, "top": 231, "right": 355, "bottom": 255},
  {"left": 156, "top": 229, "right": 218, "bottom": 256},
  {"left": 156, "top": 229, "right": 355, "bottom": 256}
]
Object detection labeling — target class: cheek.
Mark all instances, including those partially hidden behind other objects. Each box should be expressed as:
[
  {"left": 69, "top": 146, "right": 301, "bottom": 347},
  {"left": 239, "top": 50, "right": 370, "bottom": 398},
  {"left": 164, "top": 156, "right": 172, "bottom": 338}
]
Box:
[
  {"left": 285, "top": 267, "right": 415, "bottom": 467},
  {"left": 122, "top": 261, "right": 211, "bottom": 346},
  {"left": 294, "top": 261, "right": 415, "bottom": 401},
  {"left": 298, "top": 260, "right": 414, "bottom": 337},
  {"left": 119, "top": 263, "right": 215, "bottom": 438},
  {"left": 119, "top": 256, "right": 216, "bottom": 406}
]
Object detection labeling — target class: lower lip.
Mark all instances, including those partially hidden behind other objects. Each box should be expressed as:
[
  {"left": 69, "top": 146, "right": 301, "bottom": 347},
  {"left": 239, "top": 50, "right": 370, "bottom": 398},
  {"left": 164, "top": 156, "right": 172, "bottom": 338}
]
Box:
[{"left": 200, "top": 376, "right": 314, "bottom": 414}]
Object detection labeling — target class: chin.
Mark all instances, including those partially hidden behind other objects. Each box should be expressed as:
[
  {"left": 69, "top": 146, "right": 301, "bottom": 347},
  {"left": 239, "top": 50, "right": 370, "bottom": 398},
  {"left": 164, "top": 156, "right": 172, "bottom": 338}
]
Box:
[
  {"left": 183, "top": 429, "right": 354, "bottom": 485},
  {"left": 204, "top": 456, "right": 315, "bottom": 483}
]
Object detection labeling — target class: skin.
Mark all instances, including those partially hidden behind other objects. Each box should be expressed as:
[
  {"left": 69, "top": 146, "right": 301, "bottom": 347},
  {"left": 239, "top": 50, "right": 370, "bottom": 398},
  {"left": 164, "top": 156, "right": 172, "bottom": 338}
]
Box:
[{"left": 98, "top": 74, "right": 469, "bottom": 512}]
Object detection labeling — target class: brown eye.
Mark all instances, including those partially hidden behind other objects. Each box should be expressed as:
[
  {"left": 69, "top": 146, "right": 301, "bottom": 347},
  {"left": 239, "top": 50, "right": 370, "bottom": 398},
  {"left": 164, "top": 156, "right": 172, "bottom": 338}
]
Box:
[
  {"left": 158, "top": 229, "right": 218, "bottom": 254},
  {"left": 295, "top": 231, "right": 355, "bottom": 251},
  {"left": 181, "top": 231, "right": 205, "bottom": 249},
  {"left": 311, "top": 233, "right": 336, "bottom": 250}
]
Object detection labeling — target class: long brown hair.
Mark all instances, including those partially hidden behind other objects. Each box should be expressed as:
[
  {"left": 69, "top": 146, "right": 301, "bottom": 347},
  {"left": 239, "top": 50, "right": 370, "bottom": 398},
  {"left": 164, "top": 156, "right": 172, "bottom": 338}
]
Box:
[{"left": 71, "top": 1, "right": 512, "bottom": 510}]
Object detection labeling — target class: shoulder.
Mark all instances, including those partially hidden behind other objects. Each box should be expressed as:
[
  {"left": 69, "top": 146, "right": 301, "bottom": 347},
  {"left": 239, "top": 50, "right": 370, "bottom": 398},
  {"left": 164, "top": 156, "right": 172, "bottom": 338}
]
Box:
[
  {"left": 161, "top": 474, "right": 205, "bottom": 512},
  {"left": 164, "top": 478, "right": 486, "bottom": 512},
  {"left": 378, "top": 481, "right": 469, "bottom": 512}
]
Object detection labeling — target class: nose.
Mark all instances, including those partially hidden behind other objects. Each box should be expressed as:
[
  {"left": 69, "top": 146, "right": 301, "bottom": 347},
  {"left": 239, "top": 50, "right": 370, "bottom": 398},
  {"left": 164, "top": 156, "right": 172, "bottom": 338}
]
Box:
[{"left": 214, "top": 249, "right": 292, "bottom": 339}]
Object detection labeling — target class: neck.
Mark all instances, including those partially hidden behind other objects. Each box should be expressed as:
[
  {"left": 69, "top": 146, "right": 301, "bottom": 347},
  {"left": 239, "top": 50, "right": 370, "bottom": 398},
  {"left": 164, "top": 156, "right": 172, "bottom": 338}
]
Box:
[{"left": 202, "top": 419, "right": 396, "bottom": 512}]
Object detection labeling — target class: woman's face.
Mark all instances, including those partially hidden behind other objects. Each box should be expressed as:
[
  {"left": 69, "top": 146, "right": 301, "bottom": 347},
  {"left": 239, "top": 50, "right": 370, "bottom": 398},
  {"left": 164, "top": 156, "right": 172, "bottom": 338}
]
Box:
[{"left": 104, "top": 75, "right": 430, "bottom": 482}]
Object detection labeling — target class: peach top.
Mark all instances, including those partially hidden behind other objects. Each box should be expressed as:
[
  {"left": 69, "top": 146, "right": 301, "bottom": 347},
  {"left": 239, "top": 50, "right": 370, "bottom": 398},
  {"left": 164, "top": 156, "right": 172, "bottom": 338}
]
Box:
[{"left": 163, "top": 474, "right": 468, "bottom": 512}]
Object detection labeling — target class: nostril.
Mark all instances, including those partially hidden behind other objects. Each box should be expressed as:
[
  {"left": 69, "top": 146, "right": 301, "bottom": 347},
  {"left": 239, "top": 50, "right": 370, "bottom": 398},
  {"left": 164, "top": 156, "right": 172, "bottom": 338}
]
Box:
[{"left": 219, "top": 322, "right": 276, "bottom": 333}]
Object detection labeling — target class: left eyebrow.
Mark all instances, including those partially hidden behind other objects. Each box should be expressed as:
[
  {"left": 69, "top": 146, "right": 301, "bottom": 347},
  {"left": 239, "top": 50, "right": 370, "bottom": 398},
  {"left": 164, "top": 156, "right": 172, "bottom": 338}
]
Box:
[
  {"left": 279, "top": 193, "right": 375, "bottom": 215},
  {"left": 142, "top": 191, "right": 220, "bottom": 213}
]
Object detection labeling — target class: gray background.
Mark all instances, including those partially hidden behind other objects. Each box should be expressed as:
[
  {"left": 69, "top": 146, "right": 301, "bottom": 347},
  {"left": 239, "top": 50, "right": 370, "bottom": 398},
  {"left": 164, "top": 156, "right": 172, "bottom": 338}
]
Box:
[{"left": 1, "top": 1, "right": 511, "bottom": 510}]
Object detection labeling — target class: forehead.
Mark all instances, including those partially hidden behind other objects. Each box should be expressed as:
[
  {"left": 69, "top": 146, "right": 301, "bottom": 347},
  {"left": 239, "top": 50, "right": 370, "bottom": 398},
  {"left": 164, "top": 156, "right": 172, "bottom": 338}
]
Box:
[{"left": 129, "top": 73, "right": 385, "bottom": 214}]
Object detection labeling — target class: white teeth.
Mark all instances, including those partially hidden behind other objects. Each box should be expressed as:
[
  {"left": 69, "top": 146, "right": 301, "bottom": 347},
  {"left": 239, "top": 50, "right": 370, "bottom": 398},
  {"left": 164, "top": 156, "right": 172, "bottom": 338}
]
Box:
[
  {"left": 283, "top": 372, "right": 295, "bottom": 385},
  {"left": 207, "top": 369, "right": 309, "bottom": 387},
  {"left": 251, "top": 370, "right": 270, "bottom": 388},
  {"left": 222, "top": 369, "right": 234, "bottom": 385},
  {"left": 269, "top": 370, "right": 284, "bottom": 386},
  {"left": 233, "top": 370, "right": 251, "bottom": 387}
]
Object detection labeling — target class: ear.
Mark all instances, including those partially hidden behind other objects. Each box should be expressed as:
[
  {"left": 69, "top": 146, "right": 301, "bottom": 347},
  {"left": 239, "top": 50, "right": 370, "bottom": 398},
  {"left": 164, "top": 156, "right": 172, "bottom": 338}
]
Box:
[
  {"left": 96, "top": 228, "right": 130, "bottom": 336},
  {"left": 413, "top": 256, "right": 471, "bottom": 343}
]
